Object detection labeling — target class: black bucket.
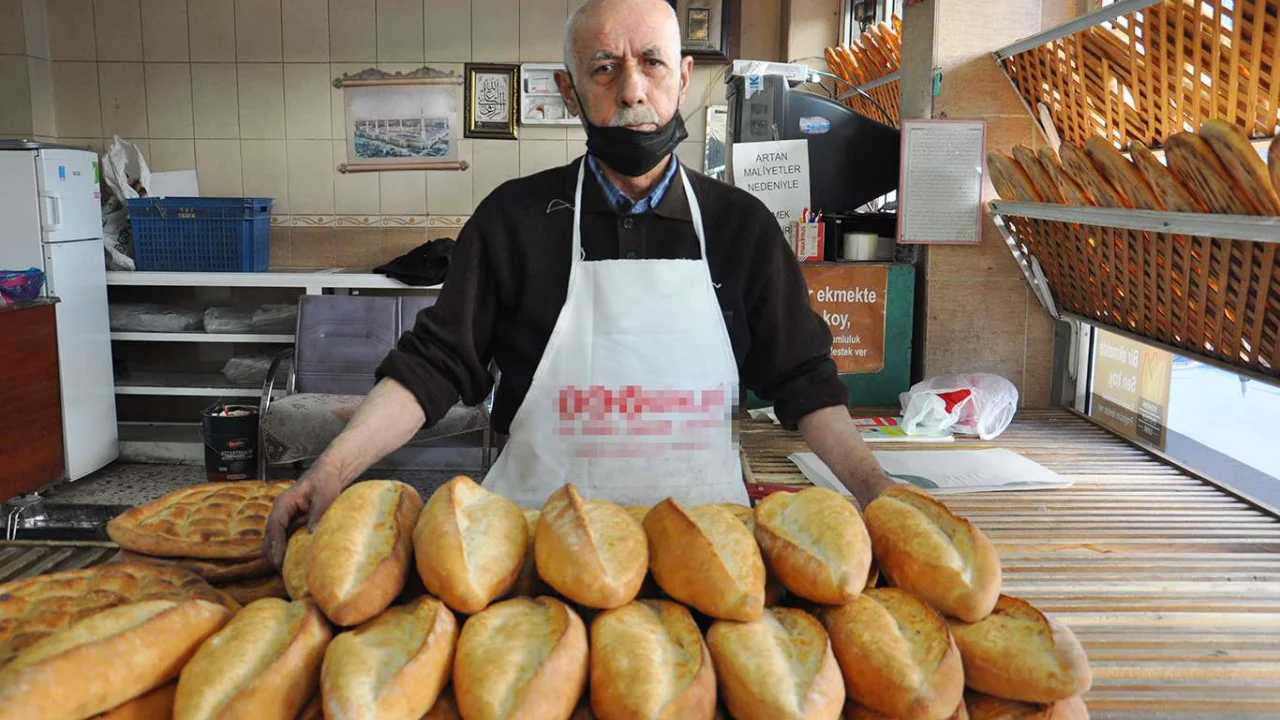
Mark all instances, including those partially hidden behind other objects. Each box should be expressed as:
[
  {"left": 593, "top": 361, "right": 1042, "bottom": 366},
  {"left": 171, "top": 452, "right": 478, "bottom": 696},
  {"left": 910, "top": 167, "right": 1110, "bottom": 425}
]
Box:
[{"left": 201, "top": 403, "right": 260, "bottom": 482}]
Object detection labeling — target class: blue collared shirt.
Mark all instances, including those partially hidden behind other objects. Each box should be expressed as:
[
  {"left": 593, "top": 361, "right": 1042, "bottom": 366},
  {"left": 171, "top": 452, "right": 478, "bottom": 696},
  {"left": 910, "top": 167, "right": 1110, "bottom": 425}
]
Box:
[{"left": 586, "top": 153, "right": 679, "bottom": 215}]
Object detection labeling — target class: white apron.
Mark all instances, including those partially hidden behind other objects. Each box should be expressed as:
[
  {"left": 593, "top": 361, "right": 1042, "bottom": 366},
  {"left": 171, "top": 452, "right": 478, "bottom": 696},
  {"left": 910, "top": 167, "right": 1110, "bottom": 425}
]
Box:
[{"left": 483, "top": 160, "right": 750, "bottom": 508}]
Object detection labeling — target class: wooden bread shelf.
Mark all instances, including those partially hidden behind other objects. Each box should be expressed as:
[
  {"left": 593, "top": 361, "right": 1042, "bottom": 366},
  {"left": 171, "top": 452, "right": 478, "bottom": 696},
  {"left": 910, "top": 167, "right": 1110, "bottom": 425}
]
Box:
[
  {"left": 996, "top": 0, "right": 1280, "bottom": 149},
  {"left": 825, "top": 16, "right": 903, "bottom": 125}
]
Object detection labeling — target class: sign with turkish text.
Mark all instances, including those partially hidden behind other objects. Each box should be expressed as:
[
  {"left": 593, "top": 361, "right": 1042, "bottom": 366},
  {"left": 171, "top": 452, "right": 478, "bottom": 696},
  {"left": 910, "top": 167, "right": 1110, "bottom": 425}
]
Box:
[
  {"left": 732, "top": 139, "right": 811, "bottom": 248},
  {"left": 1090, "top": 328, "right": 1173, "bottom": 450},
  {"left": 800, "top": 264, "right": 888, "bottom": 374}
]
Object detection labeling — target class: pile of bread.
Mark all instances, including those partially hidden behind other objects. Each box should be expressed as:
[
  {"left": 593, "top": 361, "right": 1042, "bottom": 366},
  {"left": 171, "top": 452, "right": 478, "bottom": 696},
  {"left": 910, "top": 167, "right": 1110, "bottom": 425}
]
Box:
[
  {"left": 988, "top": 119, "right": 1280, "bottom": 215},
  {"left": 0, "top": 477, "right": 1093, "bottom": 720},
  {"left": 105, "top": 480, "right": 293, "bottom": 605}
]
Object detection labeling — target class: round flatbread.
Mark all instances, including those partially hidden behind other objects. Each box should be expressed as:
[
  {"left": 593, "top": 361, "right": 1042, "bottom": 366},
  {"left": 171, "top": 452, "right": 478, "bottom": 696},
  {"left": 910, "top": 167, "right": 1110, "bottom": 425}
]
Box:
[
  {"left": 106, "top": 480, "right": 293, "bottom": 559},
  {"left": 987, "top": 151, "right": 1042, "bottom": 202},
  {"left": 1164, "top": 131, "right": 1254, "bottom": 215},
  {"left": 1038, "top": 147, "right": 1095, "bottom": 206},
  {"left": 1059, "top": 142, "right": 1128, "bottom": 207},
  {"left": 113, "top": 548, "right": 275, "bottom": 584},
  {"left": 1012, "top": 145, "right": 1065, "bottom": 203},
  {"left": 1085, "top": 136, "right": 1163, "bottom": 209},
  {"left": 1199, "top": 119, "right": 1280, "bottom": 214},
  {"left": 1129, "top": 142, "right": 1204, "bottom": 212}
]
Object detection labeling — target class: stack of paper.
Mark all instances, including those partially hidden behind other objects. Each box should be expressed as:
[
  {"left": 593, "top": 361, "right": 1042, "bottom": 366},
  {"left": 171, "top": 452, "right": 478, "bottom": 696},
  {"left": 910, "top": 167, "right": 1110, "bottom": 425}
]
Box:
[{"left": 789, "top": 449, "right": 1072, "bottom": 496}]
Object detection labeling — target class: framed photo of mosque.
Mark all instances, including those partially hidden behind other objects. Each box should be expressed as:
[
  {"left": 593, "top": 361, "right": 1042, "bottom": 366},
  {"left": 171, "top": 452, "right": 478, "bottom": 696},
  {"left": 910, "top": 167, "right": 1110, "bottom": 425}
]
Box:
[
  {"left": 667, "top": 0, "right": 740, "bottom": 62},
  {"left": 334, "top": 67, "right": 465, "bottom": 173}
]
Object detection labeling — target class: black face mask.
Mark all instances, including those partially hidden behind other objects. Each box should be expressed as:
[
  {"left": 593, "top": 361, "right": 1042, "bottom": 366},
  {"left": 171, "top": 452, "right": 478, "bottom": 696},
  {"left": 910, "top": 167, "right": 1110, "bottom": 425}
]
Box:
[{"left": 571, "top": 80, "right": 689, "bottom": 177}]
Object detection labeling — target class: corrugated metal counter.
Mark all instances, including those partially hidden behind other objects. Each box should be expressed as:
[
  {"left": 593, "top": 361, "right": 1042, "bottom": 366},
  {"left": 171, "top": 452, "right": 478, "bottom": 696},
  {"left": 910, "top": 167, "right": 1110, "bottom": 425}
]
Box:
[
  {"left": 741, "top": 408, "right": 1280, "bottom": 720},
  {"left": 0, "top": 541, "right": 118, "bottom": 583}
]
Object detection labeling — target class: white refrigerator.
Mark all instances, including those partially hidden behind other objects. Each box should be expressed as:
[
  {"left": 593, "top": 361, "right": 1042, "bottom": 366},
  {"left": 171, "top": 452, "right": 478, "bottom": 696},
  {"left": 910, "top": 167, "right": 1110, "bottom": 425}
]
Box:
[{"left": 0, "top": 141, "right": 119, "bottom": 480}]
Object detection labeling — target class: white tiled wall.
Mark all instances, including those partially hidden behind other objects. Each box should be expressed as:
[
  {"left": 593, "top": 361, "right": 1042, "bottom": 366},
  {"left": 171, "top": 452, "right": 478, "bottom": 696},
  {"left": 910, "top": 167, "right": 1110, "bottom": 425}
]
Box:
[{"left": 4, "top": 0, "right": 771, "bottom": 222}]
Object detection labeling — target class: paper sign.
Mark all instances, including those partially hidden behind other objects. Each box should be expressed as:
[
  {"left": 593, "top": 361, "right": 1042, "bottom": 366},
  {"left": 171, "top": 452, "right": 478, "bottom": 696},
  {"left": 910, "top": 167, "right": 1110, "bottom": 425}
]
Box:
[
  {"left": 800, "top": 264, "right": 887, "bottom": 374},
  {"left": 1090, "top": 328, "right": 1173, "bottom": 450},
  {"left": 790, "top": 448, "right": 1072, "bottom": 496},
  {"left": 898, "top": 119, "right": 985, "bottom": 245},
  {"left": 732, "top": 139, "right": 810, "bottom": 241}
]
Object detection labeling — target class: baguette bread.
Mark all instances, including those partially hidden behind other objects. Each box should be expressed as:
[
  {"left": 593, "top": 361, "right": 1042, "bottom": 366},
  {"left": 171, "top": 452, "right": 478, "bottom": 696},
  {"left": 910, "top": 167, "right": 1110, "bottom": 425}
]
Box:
[
  {"left": 590, "top": 600, "right": 717, "bottom": 720},
  {"left": 1128, "top": 142, "right": 1203, "bottom": 212},
  {"left": 1037, "top": 148, "right": 1095, "bottom": 206},
  {"left": 643, "top": 499, "right": 765, "bottom": 621},
  {"left": 863, "top": 486, "right": 1001, "bottom": 622},
  {"left": 297, "top": 696, "right": 323, "bottom": 720},
  {"left": 537, "top": 484, "right": 648, "bottom": 609},
  {"left": 512, "top": 508, "right": 543, "bottom": 597},
  {"left": 106, "top": 481, "right": 293, "bottom": 559},
  {"left": 422, "top": 690, "right": 462, "bottom": 720},
  {"left": 308, "top": 480, "right": 423, "bottom": 626},
  {"left": 821, "top": 589, "right": 963, "bottom": 720},
  {"left": 113, "top": 549, "right": 274, "bottom": 584},
  {"left": 718, "top": 501, "right": 788, "bottom": 606},
  {"left": 214, "top": 574, "right": 288, "bottom": 605},
  {"left": 964, "top": 691, "right": 1088, "bottom": 720},
  {"left": 1270, "top": 135, "right": 1280, "bottom": 202},
  {"left": 174, "top": 598, "right": 332, "bottom": 720},
  {"left": 986, "top": 152, "right": 1042, "bottom": 202},
  {"left": 846, "top": 700, "right": 969, "bottom": 720},
  {"left": 1059, "top": 143, "right": 1128, "bottom": 207},
  {"left": 282, "top": 528, "right": 312, "bottom": 600},
  {"left": 453, "top": 596, "right": 588, "bottom": 720},
  {"left": 754, "top": 487, "right": 873, "bottom": 604},
  {"left": 321, "top": 595, "right": 458, "bottom": 720},
  {"left": 1012, "top": 145, "right": 1065, "bottom": 203},
  {"left": 948, "top": 596, "right": 1091, "bottom": 704},
  {"left": 1199, "top": 119, "right": 1280, "bottom": 214},
  {"left": 1084, "top": 137, "right": 1163, "bottom": 209},
  {"left": 705, "top": 607, "right": 845, "bottom": 720},
  {"left": 0, "top": 599, "right": 231, "bottom": 720},
  {"left": 626, "top": 506, "right": 651, "bottom": 525},
  {"left": 414, "top": 475, "right": 527, "bottom": 614},
  {"left": 1163, "top": 132, "right": 1254, "bottom": 214},
  {"left": 93, "top": 682, "right": 176, "bottom": 719}
]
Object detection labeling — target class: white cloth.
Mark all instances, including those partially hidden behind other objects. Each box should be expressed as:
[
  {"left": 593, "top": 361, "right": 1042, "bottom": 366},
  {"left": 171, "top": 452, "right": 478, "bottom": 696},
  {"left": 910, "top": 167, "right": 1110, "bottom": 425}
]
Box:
[{"left": 482, "top": 162, "right": 749, "bottom": 508}]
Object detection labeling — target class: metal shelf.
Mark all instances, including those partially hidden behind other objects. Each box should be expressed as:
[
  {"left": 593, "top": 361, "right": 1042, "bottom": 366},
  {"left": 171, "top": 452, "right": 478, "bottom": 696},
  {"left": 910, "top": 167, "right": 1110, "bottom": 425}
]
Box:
[
  {"left": 114, "top": 372, "right": 279, "bottom": 398},
  {"left": 989, "top": 202, "right": 1280, "bottom": 244},
  {"left": 111, "top": 332, "right": 295, "bottom": 343},
  {"left": 106, "top": 270, "right": 441, "bottom": 291}
]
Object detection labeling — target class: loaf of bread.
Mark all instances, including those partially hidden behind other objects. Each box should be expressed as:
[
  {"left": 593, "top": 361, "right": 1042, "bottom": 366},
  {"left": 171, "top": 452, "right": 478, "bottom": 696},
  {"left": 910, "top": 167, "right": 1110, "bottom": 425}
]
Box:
[
  {"left": 512, "top": 508, "right": 542, "bottom": 597},
  {"left": 987, "top": 152, "right": 1042, "bottom": 202},
  {"left": 414, "top": 475, "right": 527, "bottom": 614},
  {"left": 821, "top": 589, "right": 963, "bottom": 720},
  {"left": 214, "top": 574, "right": 288, "bottom": 605},
  {"left": 706, "top": 607, "right": 845, "bottom": 720},
  {"left": 321, "top": 595, "right": 458, "bottom": 720},
  {"left": 0, "top": 599, "right": 231, "bottom": 720},
  {"left": 282, "top": 528, "right": 312, "bottom": 600},
  {"left": 965, "top": 690, "right": 1088, "bottom": 720},
  {"left": 948, "top": 596, "right": 1091, "bottom": 704},
  {"left": 297, "top": 696, "right": 323, "bottom": 720},
  {"left": 1200, "top": 119, "right": 1280, "bottom": 214},
  {"left": 1083, "top": 137, "right": 1163, "bottom": 209},
  {"left": 1012, "top": 145, "right": 1065, "bottom": 204},
  {"left": 590, "top": 600, "right": 716, "bottom": 720},
  {"left": 113, "top": 549, "right": 274, "bottom": 584},
  {"left": 864, "top": 486, "right": 1001, "bottom": 622},
  {"left": 422, "top": 690, "right": 462, "bottom": 720},
  {"left": 1037, "top": 147, "right": 1095, "bottom": 206},
  {"left": 1270, "top": 135, "right": 1280, "bottom": 202},
  {"left": 107, "top": 481, "right": 293, "bottom": 559},
  {"left": 845, "top": 699, "right": 969, "bottom": 720},
  {"left": 754, "top": 487, "right": 872, "bottom": 605},
  {"left": 453, "top": 596, "right": 588, "bottom": 720},
  {"left": 626, "top": 506, "right": 651, "bottom": 525},
  {"left": 1059, "top": 143, "right": 1128, "bottom": 207},
  {"left": 1128, "top": 142, "right": 1203, "bottom": 212},
  {"left": 307, "top": 480, "right": 423, "bottom": 626},
  {"left": 1164, "top": 132, "right": 1254, "bottom": 214},
  {"left": 175, "top": 598, "right": 332, "bottom": 720},
  {"left": 644, "top": 499, "right": 765, "bottom": 621},
  {"left": 92, "top": 681, "right": 177, "bottom": 720},
  {"left": 536, "top": 484, "right": 648, "bottom": 609}
]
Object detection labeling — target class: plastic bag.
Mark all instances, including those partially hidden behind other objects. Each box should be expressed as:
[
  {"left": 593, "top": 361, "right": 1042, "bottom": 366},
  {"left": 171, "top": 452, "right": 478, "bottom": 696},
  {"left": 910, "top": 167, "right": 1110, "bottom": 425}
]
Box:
[
  {"left": 222, "top": 353, "right": 289, "bottom": 385},
  {"left": 899, "top": 373, "right": 1019, "bottom": 440},
  {"left": 203, "top": 307, "right": 254, "bottom": 333},
  {"left": 109, "top": 304, "right": 203, "bottom": 332},
  {"left": 0, "top": 268, "right": 45, "bottom": 305},
  {"left": 251, "top": 304, "right": 298, "bottom": 333},
  {"left": 204, "top": 304, "right": 298, "bottom": 334},
  {"left": 100, "top": 135, "right": 151, "bottom": 271}
]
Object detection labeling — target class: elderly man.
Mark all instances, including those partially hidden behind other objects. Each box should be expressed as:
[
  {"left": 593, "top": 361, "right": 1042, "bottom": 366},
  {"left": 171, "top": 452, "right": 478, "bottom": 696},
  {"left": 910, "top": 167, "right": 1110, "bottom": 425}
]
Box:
[{"left": 264, "top": 0, "right": 893, "bottom": 565}]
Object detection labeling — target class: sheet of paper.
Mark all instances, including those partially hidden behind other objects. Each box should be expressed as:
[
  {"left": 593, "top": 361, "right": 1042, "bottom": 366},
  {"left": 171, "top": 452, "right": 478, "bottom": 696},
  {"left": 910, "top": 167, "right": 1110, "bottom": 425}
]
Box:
[
  {"left": 898, "top": 120, "right": 985, "bottom": 245},
  {"left": 789, "top": 448, "right": 1071, "bottom": 495},
  {"left": 149, "top": 170, "right": 199, "bottom": 197},
  {"left": 732, "top": 139, "right": 810, "bottom": 236}
]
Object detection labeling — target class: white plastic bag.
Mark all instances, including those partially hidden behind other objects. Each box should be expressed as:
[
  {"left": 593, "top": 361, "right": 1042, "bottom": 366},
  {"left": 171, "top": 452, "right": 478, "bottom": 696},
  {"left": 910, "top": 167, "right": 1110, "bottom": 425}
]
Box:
[
  {"left": 899, "top": 373, "right": 1019, "bottom": 440},
  {"left": 100, "top": 135, "right": 151, "bottom": 271}
]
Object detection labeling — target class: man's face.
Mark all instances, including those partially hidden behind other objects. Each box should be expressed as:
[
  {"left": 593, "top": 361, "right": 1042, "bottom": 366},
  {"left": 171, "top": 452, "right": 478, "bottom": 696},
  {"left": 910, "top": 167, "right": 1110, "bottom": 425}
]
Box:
[{"left": 556, "top": 0, "right": 693, "bottom": 131}]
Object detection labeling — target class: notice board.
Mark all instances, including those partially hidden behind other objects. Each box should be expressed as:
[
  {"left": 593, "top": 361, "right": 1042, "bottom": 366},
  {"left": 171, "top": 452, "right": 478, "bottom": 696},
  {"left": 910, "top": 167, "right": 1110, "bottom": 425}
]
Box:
[
  {"left": 1090, "top": 328, "right": 1173, "bottom": 450},
  {"left": 800, "top": 264, "right": 888, "bottom": 374}
]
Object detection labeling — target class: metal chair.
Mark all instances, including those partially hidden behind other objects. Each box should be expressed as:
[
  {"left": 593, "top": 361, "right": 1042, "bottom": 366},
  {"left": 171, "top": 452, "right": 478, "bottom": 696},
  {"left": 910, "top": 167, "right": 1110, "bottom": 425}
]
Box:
[{"left": 257, "top": 295, "right": 494, "bottom": 480}]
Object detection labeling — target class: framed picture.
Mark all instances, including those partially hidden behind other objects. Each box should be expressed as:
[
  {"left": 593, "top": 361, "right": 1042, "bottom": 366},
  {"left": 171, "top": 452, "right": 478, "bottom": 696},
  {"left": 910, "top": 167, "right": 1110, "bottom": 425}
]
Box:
[
  {"left": 335, "top": 67, "right": 465, "bottom": 173},
  {"left": 465, "top": 63, "right": 520, "bottom": 140},
  {"left": 668, "top": 0, "right": 740, "bottom": 62},
  {"left": 520, "top": 63, "right": 579, "bottom": 127}
]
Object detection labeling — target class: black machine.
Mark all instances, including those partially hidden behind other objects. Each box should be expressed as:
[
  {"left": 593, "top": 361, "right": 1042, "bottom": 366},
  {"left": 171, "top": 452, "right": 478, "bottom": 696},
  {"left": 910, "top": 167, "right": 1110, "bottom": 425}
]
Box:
[{"left": 725, "top": 73, "right": 901, "bottom": 217}]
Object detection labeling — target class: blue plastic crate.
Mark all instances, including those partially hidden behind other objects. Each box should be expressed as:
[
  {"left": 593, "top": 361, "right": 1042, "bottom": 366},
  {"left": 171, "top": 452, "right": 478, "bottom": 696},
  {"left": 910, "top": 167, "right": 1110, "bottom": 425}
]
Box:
[{"left": 127, "top": 197, "right": 273, "bottom": 272}]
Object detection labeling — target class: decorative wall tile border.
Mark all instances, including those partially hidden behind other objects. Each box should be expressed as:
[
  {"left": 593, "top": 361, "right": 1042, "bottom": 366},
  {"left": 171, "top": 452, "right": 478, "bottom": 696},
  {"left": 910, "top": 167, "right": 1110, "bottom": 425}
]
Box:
[
  {"left": 427, "top": 216, "right": 470, "bottom": 228},
  {"left": 381, "top": 216, "right": 429, "bottom": 227},
  {"left": 336, "top": 216, "right": 380, "bottom": 227},
  {"left": 291, "top": 215, "right": 335, "bottom": 227},
  {"left": 268, "top": 214, "right": 470, "bottom": 228}
]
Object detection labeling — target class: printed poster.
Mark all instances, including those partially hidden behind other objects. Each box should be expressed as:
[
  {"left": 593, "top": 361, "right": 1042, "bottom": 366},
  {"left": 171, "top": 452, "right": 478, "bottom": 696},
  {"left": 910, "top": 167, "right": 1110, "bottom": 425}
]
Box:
[
  {"left": 1090, "top": 328, "right": 1173, "bottom": 450},
  {"left": 800, "top": 264, "right": 887, "bottom": 374}
]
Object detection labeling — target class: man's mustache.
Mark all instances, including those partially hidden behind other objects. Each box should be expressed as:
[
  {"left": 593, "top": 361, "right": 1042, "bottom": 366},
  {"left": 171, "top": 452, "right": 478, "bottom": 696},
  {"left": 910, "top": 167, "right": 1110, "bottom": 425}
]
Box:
[{"left": 606, "top": 106, "right": 663, "bottom": 128}]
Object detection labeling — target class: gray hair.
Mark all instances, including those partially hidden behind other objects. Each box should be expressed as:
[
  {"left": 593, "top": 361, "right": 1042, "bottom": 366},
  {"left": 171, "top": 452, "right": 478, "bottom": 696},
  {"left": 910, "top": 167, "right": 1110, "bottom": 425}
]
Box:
[{"left": 562, "top": 0, "right": 680, "bottom": 82}]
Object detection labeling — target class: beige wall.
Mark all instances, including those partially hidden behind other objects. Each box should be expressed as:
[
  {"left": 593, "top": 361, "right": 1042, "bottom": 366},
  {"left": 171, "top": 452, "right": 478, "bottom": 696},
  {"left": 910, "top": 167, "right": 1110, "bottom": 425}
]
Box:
[
  {"left": 920, "top": 0, "right": 1079, "bottom": 408},
  {"left": 1, "top": 0, "right": 783, "bottom": 268}
]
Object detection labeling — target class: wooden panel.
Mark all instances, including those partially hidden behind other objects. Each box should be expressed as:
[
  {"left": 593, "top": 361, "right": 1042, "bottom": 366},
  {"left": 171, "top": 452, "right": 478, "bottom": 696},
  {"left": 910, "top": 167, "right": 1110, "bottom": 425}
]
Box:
[
  {"left": 0, "top": 304, "right": 63, "bottom": 499},
  {"left": 740, "top": 408, "right": 1280, "bottom": 719}
]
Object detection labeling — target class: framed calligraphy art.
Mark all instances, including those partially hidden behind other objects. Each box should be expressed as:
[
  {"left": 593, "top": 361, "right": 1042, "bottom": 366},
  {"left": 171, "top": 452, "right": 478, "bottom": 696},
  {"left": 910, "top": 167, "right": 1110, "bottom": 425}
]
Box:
[
  {"left": 667, "top": 0, "right": 740, "bottom": 63},
  {"left": 465, "top": 63, "right": 520, "bottom": 140}
]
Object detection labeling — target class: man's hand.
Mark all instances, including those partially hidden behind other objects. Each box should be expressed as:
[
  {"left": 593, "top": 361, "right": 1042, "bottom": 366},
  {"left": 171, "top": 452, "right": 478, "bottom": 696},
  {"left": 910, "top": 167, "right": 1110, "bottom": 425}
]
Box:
[
  {"left": 797, "top": 405, "right": 895, "bottom": 511},
  {"left": 264, "top": 468, "right": 343, "bottom": 569}
]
